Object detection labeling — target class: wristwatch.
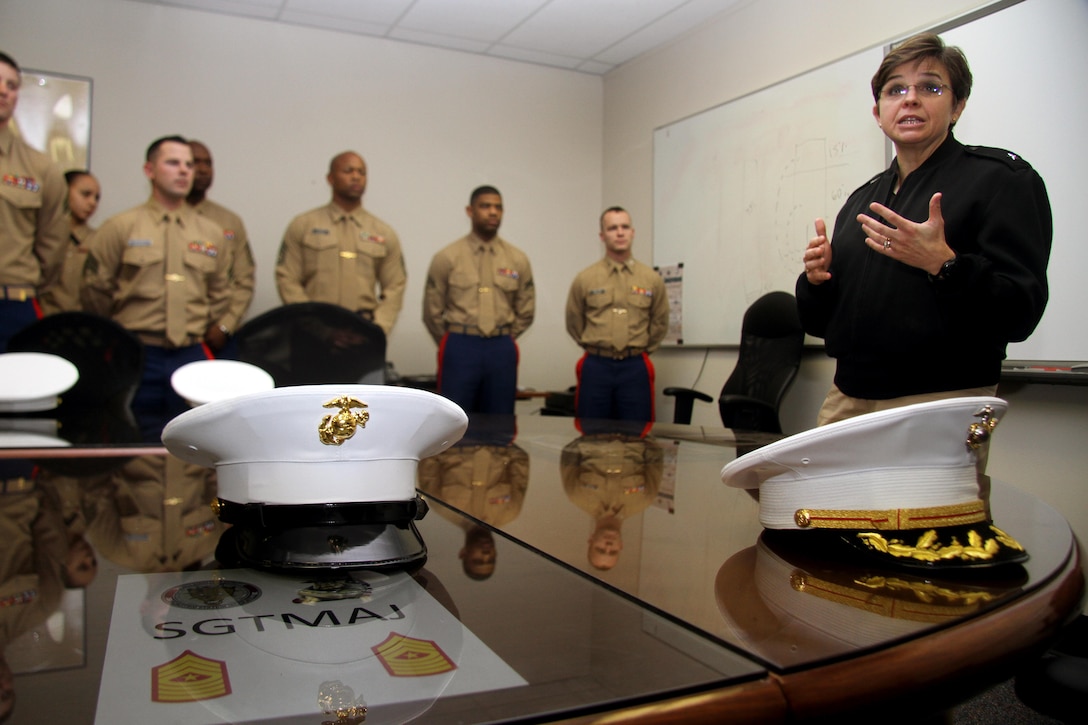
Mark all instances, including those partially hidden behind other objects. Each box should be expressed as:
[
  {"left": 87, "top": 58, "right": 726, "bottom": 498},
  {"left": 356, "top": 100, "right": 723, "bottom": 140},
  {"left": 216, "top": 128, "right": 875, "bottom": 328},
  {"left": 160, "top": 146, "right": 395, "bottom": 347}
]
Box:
[{"left": 930, "top": 256, "right": 957, "bottom": 283}]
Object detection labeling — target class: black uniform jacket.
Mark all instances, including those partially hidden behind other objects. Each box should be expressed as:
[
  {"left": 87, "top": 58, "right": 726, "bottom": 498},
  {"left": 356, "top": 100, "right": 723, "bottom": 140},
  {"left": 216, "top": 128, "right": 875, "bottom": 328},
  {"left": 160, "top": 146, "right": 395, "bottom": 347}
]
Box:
[{"left": 796, "top": 134, "right": 1051, "bottom": 399}]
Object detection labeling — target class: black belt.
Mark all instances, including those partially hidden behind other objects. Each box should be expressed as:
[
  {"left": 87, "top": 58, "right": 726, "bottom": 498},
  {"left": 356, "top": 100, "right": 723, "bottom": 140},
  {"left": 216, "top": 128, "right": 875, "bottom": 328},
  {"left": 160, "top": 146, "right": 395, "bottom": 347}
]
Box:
[
  {"left": 585, "top": 345, "right": 645, "bottom": 360},
  {"left": 212, "top": 496, "right": 428, "bottom": 528},
  {"left": 447, "top": 323, "right": 512, "bottom": 338},
  {"left": 0, "top": 285, "right": 36, "bottom": 302}
]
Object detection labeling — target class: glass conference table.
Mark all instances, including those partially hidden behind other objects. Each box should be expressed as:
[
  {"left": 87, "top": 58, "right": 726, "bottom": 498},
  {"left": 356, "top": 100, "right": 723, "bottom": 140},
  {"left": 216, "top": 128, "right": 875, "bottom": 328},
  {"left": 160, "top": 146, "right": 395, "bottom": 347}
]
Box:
[{"left": 0, "top": 405, "right": 1083, "bottom": 724}]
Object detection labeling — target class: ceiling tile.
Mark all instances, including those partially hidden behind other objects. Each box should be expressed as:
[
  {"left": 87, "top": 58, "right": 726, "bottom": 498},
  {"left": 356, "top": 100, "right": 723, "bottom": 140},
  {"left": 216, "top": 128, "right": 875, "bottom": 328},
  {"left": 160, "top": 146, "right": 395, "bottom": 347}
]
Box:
[
  {"left": 486, "top": 44, "right": 583, "bottom": 70},
  {"left": 281, "top": 0, "right": 414, "bottom": 25},
  {"left": 593, "top": 0, "right": 741, "bottom": 64},
  {"left": 119, "top": 0, "right": 746, "bottom": 75},
  {"left": 387, "top": 27, "right": 494, "bottom": 54},
  {"left": 396, "top": 0, "right": 550, "bottom": 44},
  {"left": 132, "top": 0, "right": 283, "bottom": 20},
  {"left": 277, "top": 9, "right": 392, "bottom": 36},
  {"left": 501, "top": 0, "right": 691, "bottom": 57}
]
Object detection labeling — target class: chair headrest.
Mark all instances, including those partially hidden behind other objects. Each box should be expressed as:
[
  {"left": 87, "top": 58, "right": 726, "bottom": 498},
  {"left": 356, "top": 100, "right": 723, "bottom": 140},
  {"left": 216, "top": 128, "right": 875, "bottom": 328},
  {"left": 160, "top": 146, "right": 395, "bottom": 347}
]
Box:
[{"left": 742, "top": 291, "right": 802, "bottom": 338}]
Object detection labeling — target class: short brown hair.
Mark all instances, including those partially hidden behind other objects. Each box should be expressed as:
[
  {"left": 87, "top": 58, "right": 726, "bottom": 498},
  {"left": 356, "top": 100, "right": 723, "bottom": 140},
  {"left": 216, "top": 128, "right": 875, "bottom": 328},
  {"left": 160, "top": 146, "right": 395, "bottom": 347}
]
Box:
[
  {"left": 146, "top": 135, "right": 189, "bottom": 163},
  {"left": 871, "top": 33, "right": 973, "bottom": 106},
  {"left": 599, "top": 206, "right": 628, "bottom": 230}
]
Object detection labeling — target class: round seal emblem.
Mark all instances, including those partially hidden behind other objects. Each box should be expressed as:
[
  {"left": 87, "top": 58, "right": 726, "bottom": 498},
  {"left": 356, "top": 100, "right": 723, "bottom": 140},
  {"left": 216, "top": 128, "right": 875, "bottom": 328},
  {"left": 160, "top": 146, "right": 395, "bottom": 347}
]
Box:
[{"left": 162, "top": 580, "right": 262, "bottom": 610}]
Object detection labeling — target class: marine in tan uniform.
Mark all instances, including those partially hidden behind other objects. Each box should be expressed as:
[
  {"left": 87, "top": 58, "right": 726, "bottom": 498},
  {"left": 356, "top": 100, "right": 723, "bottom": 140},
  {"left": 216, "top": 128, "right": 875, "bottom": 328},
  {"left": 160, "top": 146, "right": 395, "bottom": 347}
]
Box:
[
  {"left": 84, "top": 454, "right": 223, "bottom": 573},
  {"left": 0, "top": 51, "right": 69, "bottom": 350},
  {"left": 566, "top": 207, "right": 669, "bottom": 422},
  {"left": 417, "top": 422, "right": 529, "bottom": 529},
  {"left": 1, "top": 472, "right": 71, "bottom": 720},
  {"left": 49, "top": 170, "right": 101, "bottom": 313},
  {"left": 560, "top": 428, "right": 663, "bottom": 571},
  {"left": 81, "top": 135, "right": 231, "bottom": 426},
  {"left": 186, "top": 140, "right": 255, "bottom": 352},
  {"left": 417, "top": 418, "right": 528, "bottom": 580},
  {"left": 275, "top": 151, "right": 406, "bottom": 336},
  {"left": 423, "top": 186, "right": 535, "bottom": 414}
]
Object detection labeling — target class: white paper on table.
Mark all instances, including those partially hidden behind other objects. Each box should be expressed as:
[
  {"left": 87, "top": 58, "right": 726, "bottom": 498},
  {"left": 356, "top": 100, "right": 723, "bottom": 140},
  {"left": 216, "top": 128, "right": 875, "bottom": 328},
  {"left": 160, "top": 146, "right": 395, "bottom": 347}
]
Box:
[{"left": 95, "top": 568, "right": 526, "bottom": 723}]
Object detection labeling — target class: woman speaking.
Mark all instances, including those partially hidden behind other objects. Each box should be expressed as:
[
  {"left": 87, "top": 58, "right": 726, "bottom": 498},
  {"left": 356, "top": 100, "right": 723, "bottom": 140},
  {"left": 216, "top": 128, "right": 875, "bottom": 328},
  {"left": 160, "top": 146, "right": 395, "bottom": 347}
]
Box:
[{"left": 797, "top": 33, "right": 1052, "bottom": 426}]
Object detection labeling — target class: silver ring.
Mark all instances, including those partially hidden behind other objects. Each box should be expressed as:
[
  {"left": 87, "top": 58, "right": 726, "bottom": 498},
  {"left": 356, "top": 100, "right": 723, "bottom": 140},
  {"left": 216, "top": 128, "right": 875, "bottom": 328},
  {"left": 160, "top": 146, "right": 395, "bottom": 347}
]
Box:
[{"left": 883, "top": 238, "right": 892, "bottom": 251}]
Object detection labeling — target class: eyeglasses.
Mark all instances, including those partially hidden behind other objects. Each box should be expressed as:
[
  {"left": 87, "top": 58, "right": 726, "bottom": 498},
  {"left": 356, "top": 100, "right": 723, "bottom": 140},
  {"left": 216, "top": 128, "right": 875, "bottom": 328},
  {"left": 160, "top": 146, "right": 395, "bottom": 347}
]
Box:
[{"left": 881, "top": 82, "right": 950, "bottom": 99}]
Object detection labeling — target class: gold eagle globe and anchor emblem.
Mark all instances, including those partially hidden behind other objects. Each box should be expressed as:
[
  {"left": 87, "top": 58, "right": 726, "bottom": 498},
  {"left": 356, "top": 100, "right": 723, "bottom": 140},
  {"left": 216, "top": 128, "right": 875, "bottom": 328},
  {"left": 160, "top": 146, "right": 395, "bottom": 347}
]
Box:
[
  {"left": 965, "top": 405, "right": 1000, "bottom": 451},
  {"left": 318, "top": 396, "right": 370, "bottom": 446}
]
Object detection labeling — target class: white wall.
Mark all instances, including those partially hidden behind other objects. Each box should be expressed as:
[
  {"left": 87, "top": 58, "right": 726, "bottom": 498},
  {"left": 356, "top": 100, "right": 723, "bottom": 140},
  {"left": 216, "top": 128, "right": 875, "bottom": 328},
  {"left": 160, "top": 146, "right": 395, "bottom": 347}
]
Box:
[
  {"left": 2, "top": 0, "right": 603, "bottom": 390},
  {"left": 603, "top": 0, "right": 1088, "bottom": 572}
]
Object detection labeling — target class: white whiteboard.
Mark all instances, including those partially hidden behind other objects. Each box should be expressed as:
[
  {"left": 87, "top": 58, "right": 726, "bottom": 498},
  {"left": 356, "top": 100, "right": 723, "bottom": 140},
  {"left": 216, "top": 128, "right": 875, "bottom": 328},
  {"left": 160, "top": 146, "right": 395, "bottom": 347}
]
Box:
[
  {"left": 653, "top": 48, "right": 884, "bottom": 346},
  {"left": 940, "top": 0, "right": 1088, "bottom": 362},
  {"left": 653, "top": 0, "right": 1087, "bottom": 361}
]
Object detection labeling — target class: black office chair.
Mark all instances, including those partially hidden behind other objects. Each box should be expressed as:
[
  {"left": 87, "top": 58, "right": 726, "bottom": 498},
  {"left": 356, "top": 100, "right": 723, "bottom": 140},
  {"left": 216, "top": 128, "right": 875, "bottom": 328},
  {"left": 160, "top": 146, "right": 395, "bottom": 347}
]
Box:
[
  {"left": 234, "top": 302, "right": 386, "bottom": 386},
  {"left": 8, "top": 311, "right": 145, "bottom": 409},
  {"left": 664, "top": 291, "right": 804, "bottom": 432}
]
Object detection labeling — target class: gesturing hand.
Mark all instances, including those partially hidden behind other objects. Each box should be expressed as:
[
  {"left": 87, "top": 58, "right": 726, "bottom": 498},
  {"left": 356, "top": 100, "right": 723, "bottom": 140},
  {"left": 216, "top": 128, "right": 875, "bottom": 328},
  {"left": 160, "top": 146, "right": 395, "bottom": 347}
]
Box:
[
  {"left": 858, "top": 193, "right": 955, "bottom": 275},
  {"left": 802, "top": 218, "right": 833, "bottom": 284}
]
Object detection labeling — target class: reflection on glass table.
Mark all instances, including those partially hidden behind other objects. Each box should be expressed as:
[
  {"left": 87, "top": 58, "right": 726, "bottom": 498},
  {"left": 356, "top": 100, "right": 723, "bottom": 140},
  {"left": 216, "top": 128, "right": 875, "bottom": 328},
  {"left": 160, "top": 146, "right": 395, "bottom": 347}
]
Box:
[
  {"left": 2, "top": 447, "right": 760, "bottom": 724},
  {"left": 1, "top": 409, "right": 1083, "bottom": 723},
  {"left": 424, "top": 414, "right": 1082, "bottom": 673}
]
